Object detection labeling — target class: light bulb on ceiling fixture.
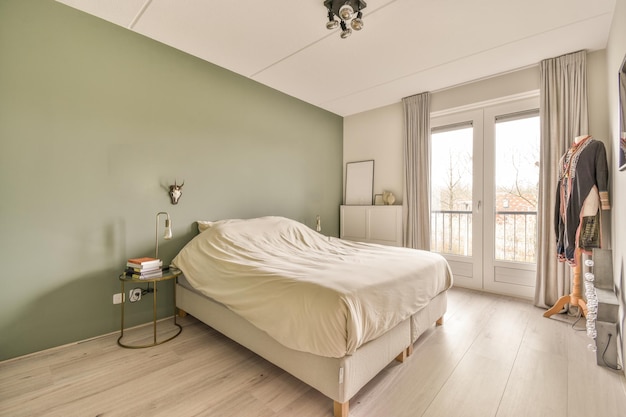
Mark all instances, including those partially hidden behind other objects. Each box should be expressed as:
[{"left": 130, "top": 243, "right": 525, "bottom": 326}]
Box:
[
  {"left": 340, "top": 20, "right": 352, "bottom": 39},
  {"left": 339, "top": 3, "right": 354, "bottom": 21},
  {"left": 351, "top": 11, "right": 363, "bottom": 30},
  {"left": 326, "top": 10, "right": 339, "bottom": 30}
]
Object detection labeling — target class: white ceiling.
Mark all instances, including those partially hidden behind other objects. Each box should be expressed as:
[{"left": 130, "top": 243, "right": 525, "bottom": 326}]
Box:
[{"left": 56, "top": 0, "right": 616, "bottom": 116}]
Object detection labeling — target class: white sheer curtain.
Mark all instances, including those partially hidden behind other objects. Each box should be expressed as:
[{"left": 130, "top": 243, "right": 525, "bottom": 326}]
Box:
[
  {"left": 535, "top": 50, "right": 588, "bottom": 310},
  {"left": 402, "top": 92, "right": 431, "bottom": 250}
]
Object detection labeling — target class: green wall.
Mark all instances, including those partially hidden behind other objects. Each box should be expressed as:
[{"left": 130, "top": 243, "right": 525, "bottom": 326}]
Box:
[{"left": 0, "top": 0, "right": 343, "bottom": 360}]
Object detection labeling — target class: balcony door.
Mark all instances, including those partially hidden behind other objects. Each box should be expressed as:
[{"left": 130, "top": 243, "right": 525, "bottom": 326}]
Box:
[{"left": 430, "top": 96, "right": 539, "bottom": 298}]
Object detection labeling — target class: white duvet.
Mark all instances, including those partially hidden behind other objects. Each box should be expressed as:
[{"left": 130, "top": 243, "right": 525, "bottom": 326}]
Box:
[{"left": 172, "top": 216, "right": 452, "bottom": 358}]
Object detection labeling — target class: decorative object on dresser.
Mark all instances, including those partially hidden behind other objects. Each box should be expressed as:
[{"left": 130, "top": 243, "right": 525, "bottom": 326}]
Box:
[
  {"left": 382, "top": 190, "right": 395, "bottom": 205},
  {"left": 173, "top": 216, "right": 451, "bottom": 417},
  {"left": 345, "top": 160, "right": 374, "bottom": 205}
]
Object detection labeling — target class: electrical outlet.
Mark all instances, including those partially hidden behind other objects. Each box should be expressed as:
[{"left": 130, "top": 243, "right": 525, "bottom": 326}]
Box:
[
  {"left": 129, "top": 288, "right": 142, "bottom": 303},
  {"left": 113, "top": 293, "right": 124, "bottom": 304}
]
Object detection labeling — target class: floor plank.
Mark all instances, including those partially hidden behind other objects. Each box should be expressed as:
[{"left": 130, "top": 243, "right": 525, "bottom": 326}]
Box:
[{"left": 1, "top": 288, "right": 624, "bottom": 417}]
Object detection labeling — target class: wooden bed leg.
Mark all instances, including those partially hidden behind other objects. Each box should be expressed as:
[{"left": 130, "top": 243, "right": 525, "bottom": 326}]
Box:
[
  {"left": 177, "top": 308, "right": 188, "bottom": 318},
  {"left": 395, "top": 346, "right": 411, "bottom": 363},
  {"left": 436, "top": 316, "right": 444, "bottom": 326},
  {"left": 333, "top": 400, "right": 349, "bottom": 417}
]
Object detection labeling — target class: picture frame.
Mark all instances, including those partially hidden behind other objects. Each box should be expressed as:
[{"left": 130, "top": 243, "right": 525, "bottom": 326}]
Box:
[{"left": 345, "top": 160, "right": 374, "bottom": 205}]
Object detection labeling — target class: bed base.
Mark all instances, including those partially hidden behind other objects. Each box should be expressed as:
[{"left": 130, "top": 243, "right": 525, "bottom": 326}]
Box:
[{"left": 176, "top": 283, "right": 447, "bottom": 417}]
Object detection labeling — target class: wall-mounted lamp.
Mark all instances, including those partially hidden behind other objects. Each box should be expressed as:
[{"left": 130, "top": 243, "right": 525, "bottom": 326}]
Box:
[{"left": 155, "top": 211, "right": 172, "bottom": 259}]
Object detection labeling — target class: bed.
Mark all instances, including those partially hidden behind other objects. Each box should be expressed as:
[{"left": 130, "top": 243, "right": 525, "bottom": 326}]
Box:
[{"left": 172, "top": 216, "right": 453, "bottom": 417}]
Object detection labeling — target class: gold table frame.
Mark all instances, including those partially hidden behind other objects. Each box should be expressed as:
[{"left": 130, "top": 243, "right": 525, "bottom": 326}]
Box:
[{"left": 117, "top": 268, "right": 183, "bottom": 348}]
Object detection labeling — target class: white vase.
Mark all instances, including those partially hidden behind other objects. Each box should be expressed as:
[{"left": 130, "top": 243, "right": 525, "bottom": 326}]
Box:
[{"left": 383, "top": 191, "right": 395, "bottom": 205}]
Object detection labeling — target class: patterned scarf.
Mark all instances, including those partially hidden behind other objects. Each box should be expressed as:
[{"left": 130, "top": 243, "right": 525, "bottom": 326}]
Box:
[{"left": 559, "top": 135, "right": 593, "bottom": 210}]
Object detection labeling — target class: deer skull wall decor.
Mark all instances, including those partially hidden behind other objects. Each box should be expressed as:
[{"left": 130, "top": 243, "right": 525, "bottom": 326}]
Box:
[{"left": 168, "top": 181, "right": 184, "bottom": 205}]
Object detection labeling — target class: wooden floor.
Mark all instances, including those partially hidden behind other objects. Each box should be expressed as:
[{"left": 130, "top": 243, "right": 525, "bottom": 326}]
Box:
[{"left": 1, "top": 287, "right": 625, "bottom": 417}]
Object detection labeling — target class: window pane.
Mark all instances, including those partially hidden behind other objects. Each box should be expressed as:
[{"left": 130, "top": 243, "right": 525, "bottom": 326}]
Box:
[
  {"left": 430, "top": 126, "right": 473, "bottom": 256},
  {"left": 494, "top": 115, "right": 539, "bottom": 263}
]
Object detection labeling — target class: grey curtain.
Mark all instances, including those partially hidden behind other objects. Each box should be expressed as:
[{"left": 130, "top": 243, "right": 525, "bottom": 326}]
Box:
[
  {"left": 534, "top": 50, "right": 588, "bottom": 309},
  {"left": 402, "top": 92, "right": 431, "bottom": 250}
]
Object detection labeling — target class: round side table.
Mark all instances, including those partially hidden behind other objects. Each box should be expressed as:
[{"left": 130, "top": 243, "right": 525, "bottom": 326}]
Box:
[{"left": 117, "top": 268, "right": 183, "bottom": 348}]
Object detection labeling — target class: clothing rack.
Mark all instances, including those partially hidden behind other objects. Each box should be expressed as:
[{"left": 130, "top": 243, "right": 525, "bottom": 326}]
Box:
[{"left": 543, "top": 247, "right": 587, "bottom": 317}]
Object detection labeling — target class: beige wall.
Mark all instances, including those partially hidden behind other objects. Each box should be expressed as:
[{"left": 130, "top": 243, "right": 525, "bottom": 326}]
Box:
[
  {"left": 344, "top": 52, "right": 609, "bottom": 199},
  {"left": 343, "top": 103, "right": 404, "bottom": 203},
  {"left": 343, "top": 66, "right": 542, "bottom": 206},
  {"left": 344, "top": 45, "right": 623, "bottom": 371},
  {"left": 430, "top": 66, "right": 539, "bottom": 113}
]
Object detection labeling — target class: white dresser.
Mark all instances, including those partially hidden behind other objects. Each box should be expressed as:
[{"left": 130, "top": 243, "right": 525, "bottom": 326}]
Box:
[{"left": 340, "top": 205, "right": 403, "bottom": 247}]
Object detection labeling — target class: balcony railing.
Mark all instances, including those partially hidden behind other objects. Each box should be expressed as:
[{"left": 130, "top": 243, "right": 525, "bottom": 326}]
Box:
[
  {"left": 430, "top": 210, "right": 537, "bottom": 263},
  {"left": 431, "top": 210, "right": 473, "bottom": 256}
]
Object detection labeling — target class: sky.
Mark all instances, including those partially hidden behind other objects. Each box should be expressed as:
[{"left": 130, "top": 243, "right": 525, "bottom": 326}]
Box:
[{"left": 431, "top": 115, "right": 540, "bottom": 210}]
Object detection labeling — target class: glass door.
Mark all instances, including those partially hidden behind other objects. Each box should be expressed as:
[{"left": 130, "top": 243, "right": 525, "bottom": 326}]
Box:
[
  {"left": 483, "top": 101, "right": 539, "bottom": 298},
  {"left": 430, "top": 97, "right": 539, "bottom": 298},
  {"left": 430, "top": 109, "right": 483, "bottom": 290}
]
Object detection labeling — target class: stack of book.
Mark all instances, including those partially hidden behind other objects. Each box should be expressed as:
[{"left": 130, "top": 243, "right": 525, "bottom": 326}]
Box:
[{"left": 125, "top": 257, "right": 163, "bottom": 279}]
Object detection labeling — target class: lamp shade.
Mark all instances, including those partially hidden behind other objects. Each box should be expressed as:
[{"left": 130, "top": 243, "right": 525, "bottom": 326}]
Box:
[
  {"left": 164, "top": 218, "right": 172, "bottom": 239},
  {"left": 155, "top": 211, "right": 173, "bottom": 260}
]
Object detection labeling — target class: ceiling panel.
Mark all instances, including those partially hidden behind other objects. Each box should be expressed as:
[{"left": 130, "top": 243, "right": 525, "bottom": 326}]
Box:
[
  {"left": 130, "top": 0, "right": 333, "bottom": 76},
  {"left": 57, "top": 0, "right": 147, "bottom": 27},
  {"left": 55, "top": 0, "right": 616, "bottom": 116},
  {"left": 322, "top": 13, "right": 614, "bottom": 115}
]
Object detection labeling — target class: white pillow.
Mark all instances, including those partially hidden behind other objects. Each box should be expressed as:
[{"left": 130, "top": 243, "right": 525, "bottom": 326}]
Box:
[
  {"left": 196, "top": 221, "right": 215, "bottom": 232},
  {"left": 196, "top": 218, "right": 244, "bottom": 233}
]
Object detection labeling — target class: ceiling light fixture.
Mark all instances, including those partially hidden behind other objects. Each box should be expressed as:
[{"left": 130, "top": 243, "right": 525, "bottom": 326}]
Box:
[{"left": 324, "top": 0, "right": 366, "bottom": 39}]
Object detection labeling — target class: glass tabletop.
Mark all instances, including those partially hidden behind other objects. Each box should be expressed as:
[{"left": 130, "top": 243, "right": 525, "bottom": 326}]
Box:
[{"left": 119, "top": 267, "right": 182, "bottom": 282}]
